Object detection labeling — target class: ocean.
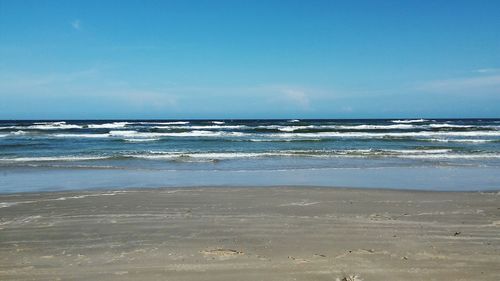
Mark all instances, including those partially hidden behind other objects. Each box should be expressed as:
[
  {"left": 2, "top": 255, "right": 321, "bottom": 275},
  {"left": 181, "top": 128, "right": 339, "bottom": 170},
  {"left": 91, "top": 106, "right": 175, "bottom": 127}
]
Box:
[{"left": 1, "top": 119, "right": 499, "bottom": 193}]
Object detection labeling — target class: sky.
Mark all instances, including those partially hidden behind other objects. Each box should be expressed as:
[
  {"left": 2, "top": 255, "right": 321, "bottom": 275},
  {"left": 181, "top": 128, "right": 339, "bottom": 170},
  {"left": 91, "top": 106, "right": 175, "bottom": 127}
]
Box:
[{"left": 0, "top": 0, "right": 499, "bottom": 119}]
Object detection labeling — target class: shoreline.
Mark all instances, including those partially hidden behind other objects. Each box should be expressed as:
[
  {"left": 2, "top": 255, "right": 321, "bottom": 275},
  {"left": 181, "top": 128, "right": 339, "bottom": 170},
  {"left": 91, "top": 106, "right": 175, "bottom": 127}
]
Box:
[
  {"left": 1, "top": 186, "right": 499, "bottom": 280},
  {"left": 1, "top": 184, "right": 500, "bottom": 197},
  {"left": 2, "top": 165, "right": 500, "bottom": 194}
]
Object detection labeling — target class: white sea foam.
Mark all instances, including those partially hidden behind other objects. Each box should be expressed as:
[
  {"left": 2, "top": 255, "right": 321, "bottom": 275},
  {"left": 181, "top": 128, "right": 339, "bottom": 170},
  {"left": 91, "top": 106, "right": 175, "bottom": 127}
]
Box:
[
  {"left": 270, "top": 130, "right": 500, "bottom": 138},
  {"left": 129, "top": 152, "right": 255, "bottom": 160},
  {"left": 398, "top": 154, "right": 500, "bottom": 159},
  {"left": 15, "top": 127, "right": 500, "bottom": 141},
  {"left": 153, "top": 125, "right": 246, "bottom": 130},
  {"left": 211, "top": 121, "right": 225, "bottom": 124},
  {"left": 127, "top": 151, "right": 298, "bottom": 160},
  {"left": 249, "top": 138, "right": 322, "bottom": 142},
  {"left": 334, "top": 124, "right": 416, "bottom": 130},
  {"left": 11, "top": 130, "right": 26, "bottom": 135},
  {"left": 123, "top": 138, "right": 160, "bottom": 142},
  {"left": 109, "top": 130, "right": 140, "bottom": 137},
  {"left": 1, "top": 148, "right": 498, "bottom": 163},
  {"left": 52, "top": 130, "right": 248, "bottom": 139},
  {"left": 392, "top": 119, "right": 428, "bottom": 123},
  {"left": 122, "top": 149, "right": 500, "bottom": 160},
  {"left": 160, "top": 131, "right": 246, "bottom": 137},
  {"left": 33, "top": 121, "right": 66, "bottom": 125},
  {"left": 277, "top": 126, "right": 314, "bottom": 132},
  {"left": 0, "top": 156, "right": 109, "bottom": 162},
  {"left": 288, "top": 119, "right": 300, "bottom": 122},
  {"left": 26, "top": 122, "right": 83, "bottom": 130},
  {"left": 87, "top": 122, "right": 129, "bottom": 129},
  {"left": 428, "top": 124, "right": 473, "bottom": 128},
  {"left": 111, "top": 130, "right": 247, "bottom": 138},
  {"left": 140, "top": 121, "right": 190, "bottom": 125},
  {"left": 54, "top": 133, "right": 110, "bottom": 138},
  {"left": 425, "top": 138, "right": 493, "bottom": 143},
  {"left": 384, "top": 149, "right": 452, "bottom": 154},
  {"left": 0, "top": 122, "right": 81, "bottom": 130},
  {"left": 259, "top": 124, "right": 416, "bottom": 131}
]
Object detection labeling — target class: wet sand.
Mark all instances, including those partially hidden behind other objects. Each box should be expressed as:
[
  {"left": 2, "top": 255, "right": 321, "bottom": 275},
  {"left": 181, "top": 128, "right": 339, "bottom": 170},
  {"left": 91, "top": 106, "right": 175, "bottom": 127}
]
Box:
[{"left": 0, "top": 186, "right": 499, "bottom": 280}]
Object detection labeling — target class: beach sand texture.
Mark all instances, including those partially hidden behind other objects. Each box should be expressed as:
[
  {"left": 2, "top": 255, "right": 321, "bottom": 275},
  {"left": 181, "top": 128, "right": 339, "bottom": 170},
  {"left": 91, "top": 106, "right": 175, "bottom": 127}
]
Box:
[{"left": 0, "top": 187, "right": 499, "bottom": 280}]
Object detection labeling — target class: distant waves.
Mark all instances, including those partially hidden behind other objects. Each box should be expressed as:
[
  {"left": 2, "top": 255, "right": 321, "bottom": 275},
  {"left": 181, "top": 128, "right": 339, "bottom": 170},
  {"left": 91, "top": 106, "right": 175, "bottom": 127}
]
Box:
[{"left": 1, "top": 119, "right": 499, "bottom": 167}]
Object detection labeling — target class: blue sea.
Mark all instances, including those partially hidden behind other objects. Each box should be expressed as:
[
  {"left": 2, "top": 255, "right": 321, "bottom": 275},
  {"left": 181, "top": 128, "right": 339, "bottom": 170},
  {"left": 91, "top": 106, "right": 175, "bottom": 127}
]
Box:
[{"left": 1, "top": 119, "right": 500, "bottom": 193}]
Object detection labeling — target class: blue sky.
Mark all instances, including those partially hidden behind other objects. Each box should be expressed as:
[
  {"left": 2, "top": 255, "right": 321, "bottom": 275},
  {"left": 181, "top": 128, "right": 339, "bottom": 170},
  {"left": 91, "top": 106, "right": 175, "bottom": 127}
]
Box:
[{"left": 0, "top": 0, "right": 499, "bottom": 119}]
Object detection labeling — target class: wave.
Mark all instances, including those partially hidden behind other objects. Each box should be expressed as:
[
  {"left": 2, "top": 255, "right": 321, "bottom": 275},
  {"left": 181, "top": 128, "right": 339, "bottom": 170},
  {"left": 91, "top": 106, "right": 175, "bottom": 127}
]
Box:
[
  {"left": 54, "top": 133, "right": 110, "bottom": 138},
  {"left": 123, "top": 138, "right": 160, "bottom": 142},
  {"left": 139, "top": 121, "right": 190, "bottom": 125},
  {"left": 152, "top": 125, "right": 246, "bottom": 130},
  {"left": 2, "top": 124, "right": 83, "bottom": 130},
  {"left": 260, "top": 125, "right": 314, "bottom": 132},
  {"left": 33, "top": 121, "right": 66, "bottom": 125},
  {"left": 258, "top": 124, "right": 416, "bottom": 131},
  {"left": 334, "top": 124, "right": 416, "bottom": 130},
  {"left": 11, "top": 130, "right": 27, "bottom": 135},
  {"left": 7, "top": 128, "right": 500, "bottom": 141},
  {"left": 130, "top": 150, "right": 500, "bottom": 160},
  {"left": 392, "top": 119, "right": 428, "bottom": 123},
  {"left": 128, "top": 152, "right": 279, "bottom": 160},
  {"left": 86, "top": 122, "right": 129, "bottom": 129},
  {"left": 288, "top": 119, "right": 300, "bottom": 123},
  {"left": 424, "top": 138, "right": 493, "bottom": 143},
  {"left": 109, "top": 130, "right": 248, "bottom": 138},
  {"left": 0, "top": 122, "right": 82, "bottom": 130},
  {"left": 271, "top": 130, "right": 500, "bottom": 138},
  {"left": 27, "top": 121, "right": 82, "bottom": 130},
  {"left": 2, "top": 120, "right": 497, "bottom": 136},
  {"left": 397, "top": 154, "right": 500, "bottom": 159},
  {"left": 2, "top": 148, "right": 500, "bottom": 163},
  {"left": 49, "top": 130, "right": 249, "bottom": 139},
  {"left": 428, "top": 124, "right": 473, "bottom": 128},
  {"left": 248, "top": 138, "right": 323, "bottom": 142},
  {"left": 0, "top": 155, "right": 109, "bottom": 162}
]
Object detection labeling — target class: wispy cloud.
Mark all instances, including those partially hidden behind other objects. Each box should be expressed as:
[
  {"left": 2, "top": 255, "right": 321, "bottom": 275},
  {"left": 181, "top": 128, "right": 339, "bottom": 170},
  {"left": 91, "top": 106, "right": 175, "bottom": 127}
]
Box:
[
  {"left": 71, "top": 19, "right": 81, "bottom": 30},
  {"left": 279, "top": 88, "right": 311, "bottom": 108},
  {"left": 340, "top": 106, "right": 353, "bottom": 112},
  {"left": 473, "top": 68, "right": 500, "bottom": 74},
  {"left": 116, "top": 90, "right": 178, "bottom": 110},
  {"left": 0, "top": 68, "right": 99, "bottom": 92},
  {"left": 0, "top": 68, "right": 180, "bottom": 113},
  {"left": 254, "top": 85, "right": 316, "bottom": 109},
  {"left": 418, "top": 74, "right": 500, "bottom": 94}
]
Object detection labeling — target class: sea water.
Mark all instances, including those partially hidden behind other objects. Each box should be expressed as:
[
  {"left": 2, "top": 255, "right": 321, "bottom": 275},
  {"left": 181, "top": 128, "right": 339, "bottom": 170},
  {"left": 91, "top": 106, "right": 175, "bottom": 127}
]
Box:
[{"left": 1, "top": 119, "right": 499, "bottom": 192}]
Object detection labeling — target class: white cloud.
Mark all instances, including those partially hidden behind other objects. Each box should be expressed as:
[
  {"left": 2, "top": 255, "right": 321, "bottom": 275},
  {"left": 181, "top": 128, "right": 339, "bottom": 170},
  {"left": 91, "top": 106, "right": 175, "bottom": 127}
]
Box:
[{"left": 71, "top": 19, "right": 81, "bottom": 30}]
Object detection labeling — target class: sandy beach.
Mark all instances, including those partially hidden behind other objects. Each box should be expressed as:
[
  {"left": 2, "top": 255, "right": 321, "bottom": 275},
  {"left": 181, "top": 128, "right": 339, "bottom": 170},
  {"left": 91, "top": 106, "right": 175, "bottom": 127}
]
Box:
[{"left": 0, "top": 186, "right": 499, "bottom": 281}]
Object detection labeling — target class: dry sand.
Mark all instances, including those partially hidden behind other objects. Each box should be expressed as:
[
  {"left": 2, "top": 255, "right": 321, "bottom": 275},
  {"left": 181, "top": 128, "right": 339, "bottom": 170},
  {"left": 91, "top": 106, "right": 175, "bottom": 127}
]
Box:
[{"left": 0, "top": 186, "right": 499, "bottom": 280}]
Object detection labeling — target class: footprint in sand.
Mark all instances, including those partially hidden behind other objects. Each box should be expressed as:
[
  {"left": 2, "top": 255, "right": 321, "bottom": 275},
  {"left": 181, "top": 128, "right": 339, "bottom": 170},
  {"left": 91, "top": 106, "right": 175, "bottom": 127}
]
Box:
[
  {"left": 288, "top": 256, "right": 310, "bottom": 264},
  {"left": 200, "top": 248, "right": 244, "bottom": 259}
]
